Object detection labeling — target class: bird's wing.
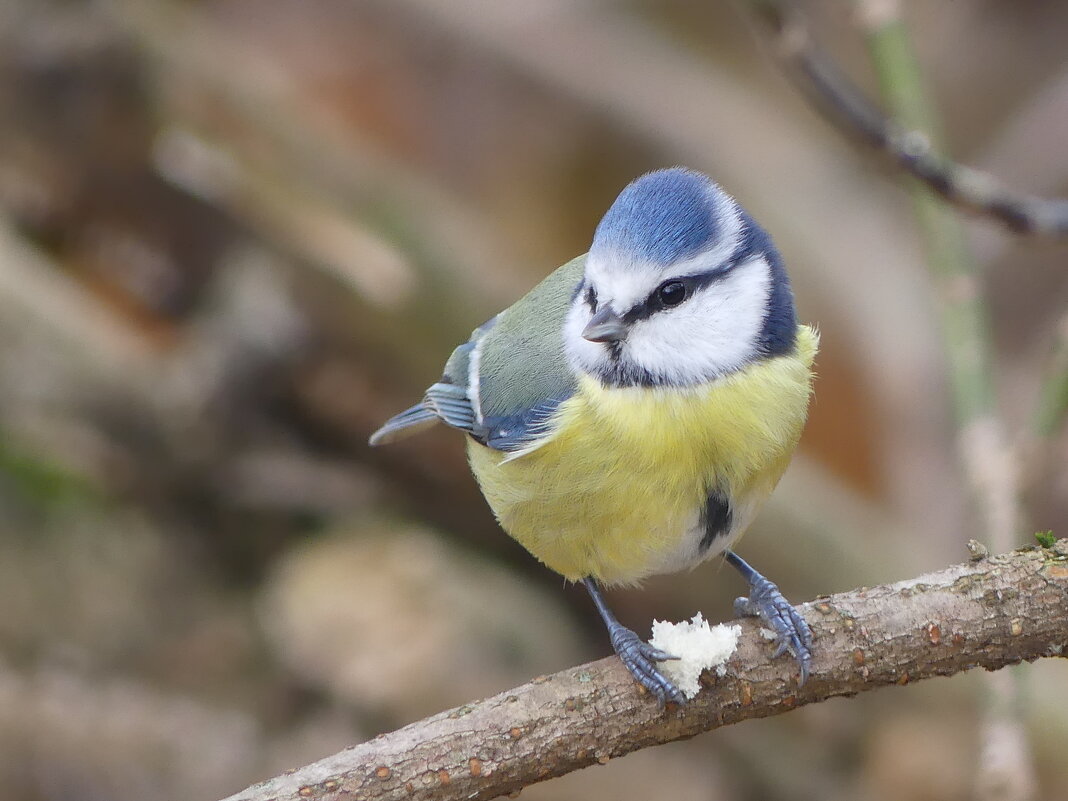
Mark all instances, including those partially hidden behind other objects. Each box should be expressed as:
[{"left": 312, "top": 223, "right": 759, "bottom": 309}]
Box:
[
  {"left": 473, "top": 255, "right": 584, "bottom": 452},
  {"left": 369, "top": 256, "right": 586, "bottom": 452}
]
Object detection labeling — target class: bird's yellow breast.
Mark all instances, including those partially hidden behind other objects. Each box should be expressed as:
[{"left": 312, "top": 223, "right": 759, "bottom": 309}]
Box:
[{"left": 467, "top": 326, "right": 818, "bottom": 585}]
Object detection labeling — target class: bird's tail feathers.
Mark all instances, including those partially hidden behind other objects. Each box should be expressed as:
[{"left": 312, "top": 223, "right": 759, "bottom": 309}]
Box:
[{"left": 368, "top": 403, "right": 439, "bottom": 446}]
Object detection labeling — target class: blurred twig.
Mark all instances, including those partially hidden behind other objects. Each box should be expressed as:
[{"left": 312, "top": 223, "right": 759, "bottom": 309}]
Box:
[
  {"left": 106, "top": 0, "right": 529, "bottom": 309},
  {"left": 220, "top": 543, "right": 1068, "bottom": 801},
  {"left": 747, "top": 0, "right": 1068, "bottom": 235},
  {"left": 0, "top": 216, "right": 154, "bottom": 380}
]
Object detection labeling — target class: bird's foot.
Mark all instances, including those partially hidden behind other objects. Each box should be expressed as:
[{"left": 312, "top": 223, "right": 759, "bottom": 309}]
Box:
[
  {"left": 607, "top": 622, "right": 686, "bottom": 706},
  {"left": 733, "top": 574, "right": 812, "bottom": 685}
]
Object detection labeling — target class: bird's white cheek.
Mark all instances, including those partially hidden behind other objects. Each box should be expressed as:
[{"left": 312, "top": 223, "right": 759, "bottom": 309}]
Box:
[{"left": 625, "top": 262, "right": 772, "bottom": 383}]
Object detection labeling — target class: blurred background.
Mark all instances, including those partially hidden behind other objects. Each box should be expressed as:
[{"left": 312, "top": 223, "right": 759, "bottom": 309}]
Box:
[{"left": 0, "top": 1, "right": 1066, "bottom": 799}]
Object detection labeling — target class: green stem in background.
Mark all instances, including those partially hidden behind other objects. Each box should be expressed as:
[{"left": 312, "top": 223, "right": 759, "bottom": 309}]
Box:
[
  {"left": 1033, "top": 312, "right": 1068, "bottom": 439},
  {"left": 859, "top": 4, "right": 995, "bottom": 428},
  {"left": 859, "top": 2, "right": 1021, "bottom": 556}
]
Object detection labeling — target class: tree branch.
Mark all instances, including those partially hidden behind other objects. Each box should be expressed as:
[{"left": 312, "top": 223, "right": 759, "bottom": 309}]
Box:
[
  {"left": 745, "top": 0, "right": 1068, "bottom": 235},
  {"left": 222, "top": 542, "right": 1068, "bottom": 801}
]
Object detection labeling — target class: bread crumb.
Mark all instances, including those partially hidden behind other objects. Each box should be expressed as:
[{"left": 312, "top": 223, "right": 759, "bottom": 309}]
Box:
[{"left": 649, "top": 614, "right": 740, "bottom": 699}]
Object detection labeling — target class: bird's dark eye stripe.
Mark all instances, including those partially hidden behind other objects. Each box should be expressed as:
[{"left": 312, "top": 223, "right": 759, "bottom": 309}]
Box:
[
  {"left": 621, "top": 262, "right": 737, "bottom": 324},
  {"left": 584, "top": 285, "right": 597, "bottom": 310}
]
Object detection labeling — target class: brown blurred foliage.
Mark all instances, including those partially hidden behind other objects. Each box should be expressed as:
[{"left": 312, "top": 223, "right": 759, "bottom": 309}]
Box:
[{"left": 0, "top": 1, "right": 1065, "bottom": 800}]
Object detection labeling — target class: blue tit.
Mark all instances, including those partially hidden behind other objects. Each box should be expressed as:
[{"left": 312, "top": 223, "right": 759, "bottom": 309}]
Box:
[{"left": 370, "top": 167, "right": 817, "bottom": 704}]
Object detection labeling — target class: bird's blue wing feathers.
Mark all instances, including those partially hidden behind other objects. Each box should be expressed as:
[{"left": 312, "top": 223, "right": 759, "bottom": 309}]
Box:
[
  {"left": 369, "top": 256, "right": 585, "bottom": 453},
  {"left": 480, "top": 396, "right": 571, "bottom": 452},
  {"left": 424, "top": 381, "right": 477, "bottom": 431}
]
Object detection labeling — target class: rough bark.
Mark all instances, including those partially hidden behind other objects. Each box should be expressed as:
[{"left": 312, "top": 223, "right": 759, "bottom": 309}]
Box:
[{"left": 221, "top": 542, "right": 1068, "bottom": 801}]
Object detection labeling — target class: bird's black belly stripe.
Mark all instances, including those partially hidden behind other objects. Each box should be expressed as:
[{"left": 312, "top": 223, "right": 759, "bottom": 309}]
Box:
[{"left": 699, "top": 489, "right": 733, "bottom": 553}]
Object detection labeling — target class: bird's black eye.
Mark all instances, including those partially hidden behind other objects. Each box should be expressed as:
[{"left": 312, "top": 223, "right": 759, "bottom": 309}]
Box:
[
  {"left": 585, "top": 285, "right": 598, "bottom": 310},
  {"left": 655, "top": 280, "right": 688, "bottom": 308}
]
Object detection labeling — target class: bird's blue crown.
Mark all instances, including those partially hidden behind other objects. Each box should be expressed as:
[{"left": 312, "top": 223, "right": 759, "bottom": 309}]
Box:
[{"left": 590, "top": 168, "right": 726, "bottom": 267}]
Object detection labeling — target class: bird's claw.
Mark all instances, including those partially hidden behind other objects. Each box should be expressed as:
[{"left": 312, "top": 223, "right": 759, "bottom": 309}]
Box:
[
  {"left": 734, "top": 574, "right": 813, "bottom": 684},
  {"left": 608, "top": 623, "right": 686, "bottom": 706}
]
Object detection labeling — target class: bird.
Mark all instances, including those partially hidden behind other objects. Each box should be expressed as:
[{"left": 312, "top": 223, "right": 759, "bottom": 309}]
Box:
[{"left": 370, "top": 167, "right": 817, "bottom": 704}]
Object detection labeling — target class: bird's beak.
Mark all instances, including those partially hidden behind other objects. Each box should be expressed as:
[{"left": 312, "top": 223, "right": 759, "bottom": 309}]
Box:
[{"left": 582, "top": 307, "right": 628, "bottom": 343}]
